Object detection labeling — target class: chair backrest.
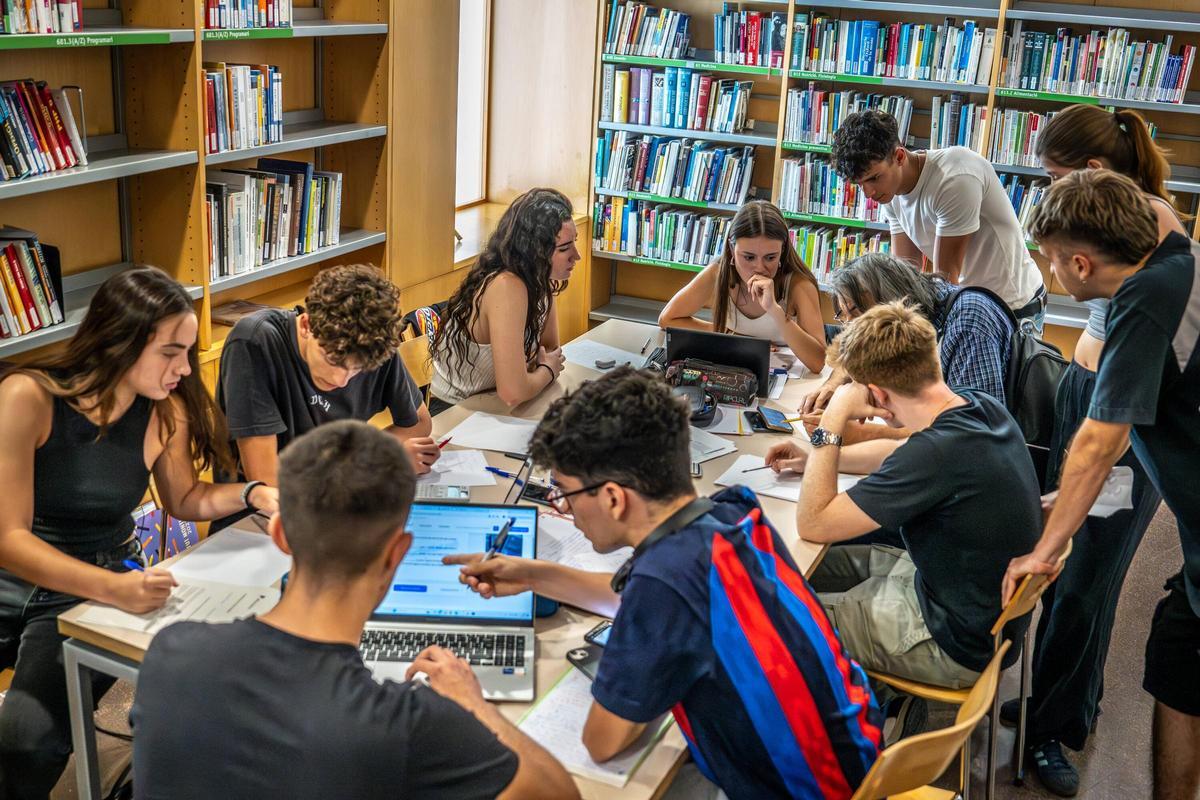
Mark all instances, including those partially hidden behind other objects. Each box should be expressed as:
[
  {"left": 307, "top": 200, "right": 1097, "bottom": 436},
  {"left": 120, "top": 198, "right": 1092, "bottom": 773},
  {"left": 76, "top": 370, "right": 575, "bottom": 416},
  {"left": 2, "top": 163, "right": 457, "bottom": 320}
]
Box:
[
  {"left": 990, "top": 538, "right": 1073, "bottom": 637},
  {"left": 399, "top": 333, "right": 433, "bottom": 400},
  {"left": 850, "top": 640, "right": 1012, "bottom": 800}
]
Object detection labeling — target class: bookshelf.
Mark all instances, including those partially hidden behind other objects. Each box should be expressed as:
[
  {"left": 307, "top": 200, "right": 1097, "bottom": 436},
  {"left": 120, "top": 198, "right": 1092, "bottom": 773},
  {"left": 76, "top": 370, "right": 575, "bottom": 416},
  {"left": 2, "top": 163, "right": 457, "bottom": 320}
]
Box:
[
  {"left": 0, "top": 0, "right": 442, "bottom": 370},
  {"left": 588, "top": 0, "right": 1200, "bottom": 353}
]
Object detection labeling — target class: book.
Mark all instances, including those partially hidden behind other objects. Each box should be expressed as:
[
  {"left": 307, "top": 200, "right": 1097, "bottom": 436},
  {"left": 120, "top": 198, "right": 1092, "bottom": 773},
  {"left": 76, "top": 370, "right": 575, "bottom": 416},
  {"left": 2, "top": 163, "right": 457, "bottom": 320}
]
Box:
[
  {"left": 784, "top": 85, "right": 913, "bottom": 146},
  {"left": 779, "top": 153, "right": 883, "bottom": 223},
  {"left": 205, "top": 0, "right": 292, "bottom": 30},
  {"left": 211, "top": 298, "right": 272, "bottom": 327},
  {"left": 602, "top": 66, "right": 754, "bottom": 134},
  {"left": 204, "top": 62, "right": 282, "bottom": 155},
  {"left": 603, "top": 1, "right": 690, "bottom": 59},
  {"left": 0, "top": 0, "right": 82, "bottom": 33}
]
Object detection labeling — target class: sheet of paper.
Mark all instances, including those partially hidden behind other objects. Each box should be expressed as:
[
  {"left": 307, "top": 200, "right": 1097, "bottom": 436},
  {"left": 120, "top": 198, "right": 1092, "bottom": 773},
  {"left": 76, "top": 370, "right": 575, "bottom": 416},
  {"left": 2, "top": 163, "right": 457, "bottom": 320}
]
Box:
[
  {"left": 771, "top": 347, "right": 813, "bottom": 379},
  {"left": 416, "top": 449, "right": 497, "bottom": 487},
  {"left": 441, "top": 412, "right": 539, "bottom": 454},
  {"left": 1089, "top": 465, "right": 1135, "bottom": 518},
  {"left": 537, "top": 513, "right": 632, "bottom": 573},
  {"left": 168, "top": 529, "right": 290, "bottom": 587},
  {"left": 714, "top": 454, "right": 862, "bottom": 503},
  {"left": 76, "top": 579, "right": 280, "bottom": 635},
  {"left": 519, "top": 667, "right": 673, "bottom": 787},
  {"left": 768, "top": 373, "right": 787, "bottom": 399},
  {"left": 698, "top": 403, "right": 751, "bottom": 436},
  {"left": 562, "top": 340, "right": 644, "bottom": 371},
  {"left": 689, "top": 425, "right": 738, "bottom": 463}
]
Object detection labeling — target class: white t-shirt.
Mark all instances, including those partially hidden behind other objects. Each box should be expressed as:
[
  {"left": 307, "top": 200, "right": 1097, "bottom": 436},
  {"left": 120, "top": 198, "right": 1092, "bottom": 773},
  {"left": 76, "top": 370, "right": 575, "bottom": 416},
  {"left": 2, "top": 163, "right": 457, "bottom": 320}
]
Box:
[{"left": 883, "top": 146, "right": 1043, "bottom": 309}]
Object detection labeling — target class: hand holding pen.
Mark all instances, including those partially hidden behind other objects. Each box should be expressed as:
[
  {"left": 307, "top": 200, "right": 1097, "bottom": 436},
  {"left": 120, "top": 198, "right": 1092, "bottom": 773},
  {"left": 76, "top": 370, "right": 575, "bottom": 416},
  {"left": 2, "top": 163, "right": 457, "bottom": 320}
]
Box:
[{"left": 480, "top": 517, "right": 516, "bottom": 563}]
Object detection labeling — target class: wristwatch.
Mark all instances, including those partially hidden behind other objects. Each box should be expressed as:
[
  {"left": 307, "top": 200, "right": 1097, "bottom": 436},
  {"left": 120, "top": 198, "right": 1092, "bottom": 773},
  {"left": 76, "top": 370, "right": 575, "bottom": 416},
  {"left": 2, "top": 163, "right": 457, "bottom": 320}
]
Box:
[
  {"left": 241, "top": 480, "right": 265, "bottom": 509},
  {"left": 809, "top": 427, "right": 844, "bottom": 448}
]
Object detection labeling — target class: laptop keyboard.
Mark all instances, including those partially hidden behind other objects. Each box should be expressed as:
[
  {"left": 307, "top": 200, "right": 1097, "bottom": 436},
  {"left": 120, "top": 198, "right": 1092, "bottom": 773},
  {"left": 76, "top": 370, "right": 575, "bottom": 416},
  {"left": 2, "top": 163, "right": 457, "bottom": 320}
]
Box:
[{"left": 360, "top": 630, "right": 526, "bottom": 667}]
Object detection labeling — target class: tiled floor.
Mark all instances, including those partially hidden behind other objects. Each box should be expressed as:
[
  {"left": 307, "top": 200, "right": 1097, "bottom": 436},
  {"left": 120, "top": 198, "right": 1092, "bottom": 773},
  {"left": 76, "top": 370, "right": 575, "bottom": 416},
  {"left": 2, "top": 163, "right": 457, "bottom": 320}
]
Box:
[{"left": 50, "top": 504, "right": 1185, "bottom": 799}]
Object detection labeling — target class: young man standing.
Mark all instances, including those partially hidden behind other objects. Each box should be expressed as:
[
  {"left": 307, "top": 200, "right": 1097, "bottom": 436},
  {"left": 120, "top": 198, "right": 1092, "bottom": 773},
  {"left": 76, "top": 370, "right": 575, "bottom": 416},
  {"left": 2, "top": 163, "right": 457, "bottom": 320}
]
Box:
[
  {"left": 217, "top": 264, "right": 440, "bottom": 491},
  {"left": 131, "top": 421, "right": 576, "bottom": 800},
  {"left": 445, "top": 368, "right": 881, "bottom": 800},
  {"left": 1005, "top": 170, "right": 1200, "bottom": 800},
  {"left": 767, "top": 302, "right": 1040, "bottom": 711},
  {"left": 831, "top": 110, "right": 1045, "bottom": 330}
]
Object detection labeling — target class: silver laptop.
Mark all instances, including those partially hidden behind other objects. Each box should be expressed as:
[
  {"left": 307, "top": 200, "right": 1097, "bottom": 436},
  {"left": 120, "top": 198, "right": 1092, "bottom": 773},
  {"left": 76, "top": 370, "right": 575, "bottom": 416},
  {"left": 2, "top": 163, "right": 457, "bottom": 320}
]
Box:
[{"left": 360, "top": 501, "right": 538, "bottom": 701}]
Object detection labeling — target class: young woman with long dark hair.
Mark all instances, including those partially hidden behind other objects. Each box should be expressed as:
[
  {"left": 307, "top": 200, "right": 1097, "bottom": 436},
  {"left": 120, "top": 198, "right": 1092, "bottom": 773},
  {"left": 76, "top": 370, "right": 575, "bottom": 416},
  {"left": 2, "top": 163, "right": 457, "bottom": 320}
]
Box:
[
  {"left": 0, "top": 266, "right": 278, "bottom": 797},
  {"left": 431, "top": 188, "right": 579, "bottom": 408},
  {"left": 658, "top": 200, "right": 826, "bottom": 373}
]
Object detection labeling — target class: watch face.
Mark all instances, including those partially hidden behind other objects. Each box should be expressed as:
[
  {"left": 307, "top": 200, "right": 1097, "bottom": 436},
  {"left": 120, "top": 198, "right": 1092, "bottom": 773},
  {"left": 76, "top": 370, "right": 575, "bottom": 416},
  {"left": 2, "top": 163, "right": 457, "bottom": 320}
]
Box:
[{"left": 809, "top": 428, "right": 825, "bottom": 447}]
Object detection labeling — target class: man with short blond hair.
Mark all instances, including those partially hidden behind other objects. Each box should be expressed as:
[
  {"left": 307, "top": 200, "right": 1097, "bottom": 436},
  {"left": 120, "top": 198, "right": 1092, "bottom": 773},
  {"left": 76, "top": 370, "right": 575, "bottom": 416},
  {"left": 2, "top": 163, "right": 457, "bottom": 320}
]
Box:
[{"left": 766, "top": 301, "right": 1040, "bottom": 728}]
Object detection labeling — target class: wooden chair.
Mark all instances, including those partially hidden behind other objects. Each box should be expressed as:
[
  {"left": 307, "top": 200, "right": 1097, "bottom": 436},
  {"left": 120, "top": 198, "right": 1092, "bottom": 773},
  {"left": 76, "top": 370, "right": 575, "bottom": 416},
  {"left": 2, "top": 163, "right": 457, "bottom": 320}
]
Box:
[
  {"left": 851, "top": 641, "right": 1012, "bottom": 800},
  {"left": 867, "top": 541, "right": 1073, "bottom": 800},
  {"left": 399, "top": 332, "right": 434, "bottom": 403}
]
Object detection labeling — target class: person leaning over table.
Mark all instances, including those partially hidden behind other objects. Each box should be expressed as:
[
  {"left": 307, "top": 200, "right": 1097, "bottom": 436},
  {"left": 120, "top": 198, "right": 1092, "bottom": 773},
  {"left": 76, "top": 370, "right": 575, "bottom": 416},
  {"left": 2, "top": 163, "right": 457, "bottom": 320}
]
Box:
[
  {"left": 0, "top": 266, "right": 279, "bottom": 800},
  {"left": 132, "top": 421, "right": 576, "bottom": 800},
  {"left": 443, "top": 368, "right": 882, "bottom": 800},
  {"left": 1003, "top": 170, "right": 1200, "bottom": 800},
  {"left": 430, "top": 188, "right": 580, "bottom": 411},
  {"left": 657, "top": 199, "right": 827, "bottom": 373},
  {"left": 214, "top": 264, "right": 438, "bottom": 530}
]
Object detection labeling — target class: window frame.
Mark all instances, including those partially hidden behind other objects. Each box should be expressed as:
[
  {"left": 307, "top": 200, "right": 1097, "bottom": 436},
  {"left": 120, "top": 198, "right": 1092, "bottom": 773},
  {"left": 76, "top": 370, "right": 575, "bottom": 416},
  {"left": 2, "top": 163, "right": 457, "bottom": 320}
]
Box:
[{"left": 456, "top": 0, "right": 492, "bottom": 210}]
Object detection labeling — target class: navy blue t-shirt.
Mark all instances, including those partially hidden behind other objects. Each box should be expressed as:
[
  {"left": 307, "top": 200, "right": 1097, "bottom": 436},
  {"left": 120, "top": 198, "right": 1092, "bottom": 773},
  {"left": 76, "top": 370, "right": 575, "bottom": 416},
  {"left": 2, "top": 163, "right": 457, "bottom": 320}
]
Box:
[
  {"left": 1089, "top": 232, "right": 1200, "bottom": 614},
  {"left": 592, "top": 488, "right": 881, "bottom": 800}
]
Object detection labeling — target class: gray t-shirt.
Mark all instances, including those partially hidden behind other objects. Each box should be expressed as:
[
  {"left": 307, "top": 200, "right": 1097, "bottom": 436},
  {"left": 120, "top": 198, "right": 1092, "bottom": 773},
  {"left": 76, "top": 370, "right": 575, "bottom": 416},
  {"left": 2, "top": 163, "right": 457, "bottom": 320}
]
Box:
[{"left": 132, "top": 618, "right": 518, "bottom": 799}]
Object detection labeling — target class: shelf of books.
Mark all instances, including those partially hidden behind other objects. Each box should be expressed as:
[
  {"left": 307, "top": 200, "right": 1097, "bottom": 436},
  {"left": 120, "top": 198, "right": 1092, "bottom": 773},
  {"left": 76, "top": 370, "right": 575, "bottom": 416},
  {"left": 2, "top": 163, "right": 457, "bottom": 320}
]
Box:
[
  {"left": 590, "top": 0, "right": 1200, "bottom": 337},
  {"left": 0, "top": 1, "right": 397, "bottom": 361}
]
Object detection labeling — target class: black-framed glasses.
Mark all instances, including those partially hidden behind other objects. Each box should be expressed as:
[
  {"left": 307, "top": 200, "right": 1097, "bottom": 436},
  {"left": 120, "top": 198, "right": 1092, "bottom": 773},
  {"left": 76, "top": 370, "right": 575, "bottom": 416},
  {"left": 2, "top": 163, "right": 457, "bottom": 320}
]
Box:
[
  {"left": 545, "top": 481, "right": 609, "bottom": 515},
  {"left": 833, "top": 301, "right": 860, "bottom": 323}
]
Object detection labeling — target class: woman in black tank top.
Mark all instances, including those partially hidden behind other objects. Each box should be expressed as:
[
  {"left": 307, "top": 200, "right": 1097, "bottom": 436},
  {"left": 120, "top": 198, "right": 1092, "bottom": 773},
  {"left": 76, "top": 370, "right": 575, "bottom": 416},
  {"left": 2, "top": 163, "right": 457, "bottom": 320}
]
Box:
[{"left": 0, "top": 267, "right": 280, "bottom": 798}]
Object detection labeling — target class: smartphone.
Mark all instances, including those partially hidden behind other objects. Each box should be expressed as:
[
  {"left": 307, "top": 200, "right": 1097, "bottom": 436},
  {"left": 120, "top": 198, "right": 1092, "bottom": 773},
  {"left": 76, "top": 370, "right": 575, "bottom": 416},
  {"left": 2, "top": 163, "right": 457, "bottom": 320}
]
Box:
[
  {"left": 757, "top": 406, "right": 795, "bottom": 434},
  {"left": 521, "top": 481, "right": 554, "bottom": 508},
  {"left": 743, "top": 409, "right": 770, "bottom": 433},
  {"left": 584, "top": 619, "right": 613, "bottom": 647},
  {"left": 567, "top": 644, "right": 603, "bottom": 681}
]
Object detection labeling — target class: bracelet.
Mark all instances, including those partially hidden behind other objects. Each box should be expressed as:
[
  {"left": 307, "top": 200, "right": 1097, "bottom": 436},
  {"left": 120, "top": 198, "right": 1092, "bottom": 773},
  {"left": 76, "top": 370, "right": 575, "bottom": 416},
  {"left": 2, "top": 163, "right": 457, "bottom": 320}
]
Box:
[
  {"left": 537, "top": 362, "right": 556, "bottom": 385},
  {"left": 241, "top": 480, "right": 265, "bottom": 510}
]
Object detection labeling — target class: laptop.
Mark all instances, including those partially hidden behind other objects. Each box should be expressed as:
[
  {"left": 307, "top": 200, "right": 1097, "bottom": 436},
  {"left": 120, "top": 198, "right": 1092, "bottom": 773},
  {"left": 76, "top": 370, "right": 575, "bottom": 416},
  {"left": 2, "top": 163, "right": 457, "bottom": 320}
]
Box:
[
  {"left": 665, "top": 326, "right": 771, "bottom": 397},
  {"left": 360, "top": 501, "right": 539, "bottom": 701}
]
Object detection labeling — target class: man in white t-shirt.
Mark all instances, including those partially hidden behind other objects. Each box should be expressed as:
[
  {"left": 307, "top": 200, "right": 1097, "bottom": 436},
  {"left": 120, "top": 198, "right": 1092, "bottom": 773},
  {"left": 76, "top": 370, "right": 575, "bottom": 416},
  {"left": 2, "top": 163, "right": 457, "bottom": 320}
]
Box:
[{"left": 832, "top": 110, "right": 1046, "bottom": 331}]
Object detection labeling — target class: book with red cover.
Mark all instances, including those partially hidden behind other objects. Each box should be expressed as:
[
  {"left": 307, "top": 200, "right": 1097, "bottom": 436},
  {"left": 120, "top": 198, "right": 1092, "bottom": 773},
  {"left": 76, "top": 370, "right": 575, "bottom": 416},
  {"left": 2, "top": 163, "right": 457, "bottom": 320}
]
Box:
[
  {"left": 693, "top": 74, "right": 713, "bottom": 130},
  {"left": 18, "top": 81, "right": 64, "bottom": 170},
  {"left": 747, "top": 12, "right": 761, "bottom": 67},
  {"left": 35, "top": 82, "right": 75, "bottom": 168},
  {"left": 4, "top": 243, "right": 41, "bottom": 331}
]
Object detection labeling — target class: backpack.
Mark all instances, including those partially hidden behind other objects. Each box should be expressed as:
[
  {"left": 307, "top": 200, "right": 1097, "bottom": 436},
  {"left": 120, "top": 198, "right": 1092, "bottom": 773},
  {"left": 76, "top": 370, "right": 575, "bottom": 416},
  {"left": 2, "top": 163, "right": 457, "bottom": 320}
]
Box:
[
  {"left": 679, "top": 487, "right": 882, "bottom": 797},
  {"left": 946, "top": 286, "right": 1068, "bottom": 488}
]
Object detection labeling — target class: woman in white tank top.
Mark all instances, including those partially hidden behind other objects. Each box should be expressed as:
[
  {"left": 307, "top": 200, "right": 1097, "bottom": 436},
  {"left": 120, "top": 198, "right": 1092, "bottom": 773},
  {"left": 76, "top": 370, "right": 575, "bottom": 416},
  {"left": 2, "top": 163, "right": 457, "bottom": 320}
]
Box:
[
  {"left": 432, "top": 188, "right": 580, "bottom": 407},
  {"left": 659, "top": 200, "right": 827, "bottom": 373}
]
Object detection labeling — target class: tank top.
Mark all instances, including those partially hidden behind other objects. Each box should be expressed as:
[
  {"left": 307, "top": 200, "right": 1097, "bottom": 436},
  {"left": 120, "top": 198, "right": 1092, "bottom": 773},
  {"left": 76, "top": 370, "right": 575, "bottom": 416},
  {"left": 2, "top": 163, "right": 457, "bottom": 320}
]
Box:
[
  {"left": 724, "top": 274, "right": 792, "bottom": 345},
  {"left": 431, "top": 340, "right": 497, "bottom": 404},
  {"left": 32, "top": 392, "right": 153, "bottom": 558}
]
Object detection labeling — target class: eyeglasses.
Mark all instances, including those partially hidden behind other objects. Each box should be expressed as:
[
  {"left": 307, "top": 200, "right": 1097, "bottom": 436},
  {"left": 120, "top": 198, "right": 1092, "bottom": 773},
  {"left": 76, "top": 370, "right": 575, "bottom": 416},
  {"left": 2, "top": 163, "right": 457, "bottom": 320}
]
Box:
[
  {"left": 545, "top": 481, "right": 609, "bottom": 515},
  {"left": 833, "top": 302, "right": 860, "bottom": 323}
]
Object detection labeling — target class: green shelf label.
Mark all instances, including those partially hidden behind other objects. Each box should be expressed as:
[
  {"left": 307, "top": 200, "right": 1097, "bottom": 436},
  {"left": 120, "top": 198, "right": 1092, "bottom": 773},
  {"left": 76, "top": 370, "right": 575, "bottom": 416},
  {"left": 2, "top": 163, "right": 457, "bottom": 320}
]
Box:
[
  {"left": 782, "top": 141, "right": 832, "bottom": 153},
  {"left": 790, "top": 70, "right": 883, "bottom": 86},
  {"left": 604, "top": 53, "right": 774, "bottom": 76},
  {"left": 995, "top": 87, "right": 1099, "bottom": 105},
  {"left": 783, "top": 211, "right": 877, "bottom": 229},
  {"left": 632, "top": 257, "right": 703, "bottom": 272},
  {"left": 203, "top": 27, "right": 294, "bottom": 40},
  {"left": 0, "top": 31, "right": 173, "bottom": 48},
  {"left": 625, "top": 191, "right": 715, "bottom": 210}
]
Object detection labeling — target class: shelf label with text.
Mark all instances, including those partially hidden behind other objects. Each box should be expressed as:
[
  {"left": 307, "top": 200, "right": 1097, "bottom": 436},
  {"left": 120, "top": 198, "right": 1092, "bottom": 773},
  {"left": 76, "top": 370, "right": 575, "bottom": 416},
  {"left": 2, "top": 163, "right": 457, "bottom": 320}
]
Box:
[
  {"left": 0, "top": 31, "right": 175, "bottom": 48},
  {"left": 782, "top": 211, "right": 880, "bottom": 230},
  {"left": 995, "top": 87, "right": 1099, "bottom": 105},
  {"left": 202, "top": 27, "right": 294, "bottom": 40}
]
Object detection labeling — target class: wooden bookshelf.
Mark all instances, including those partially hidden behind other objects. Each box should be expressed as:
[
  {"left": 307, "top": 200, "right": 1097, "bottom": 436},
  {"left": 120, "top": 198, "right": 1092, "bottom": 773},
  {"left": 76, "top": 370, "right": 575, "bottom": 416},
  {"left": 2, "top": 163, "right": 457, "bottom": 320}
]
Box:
[{"left": 588, "top": 0, "right": 1200, "bottom": 349}]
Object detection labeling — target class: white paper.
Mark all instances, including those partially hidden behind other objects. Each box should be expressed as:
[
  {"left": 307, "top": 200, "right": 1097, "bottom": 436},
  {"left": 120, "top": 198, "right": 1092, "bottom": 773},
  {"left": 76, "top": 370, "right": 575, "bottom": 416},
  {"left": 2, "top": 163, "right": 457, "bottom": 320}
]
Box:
[
  {"left": 416, "top": 449, "right": 497, "bottom": 487},
  {"left": 714, "top": 454, "right": 862, "bottom": 503},
  {"left": 441, "top": 412, "right": 539, "bottom": 454},
  {"left": 768, "top": 373, "right": 787, "bottom": 399},
  {"left": 537, "top": 513, "right": 632, "bottom": 573},
  {"left": 562, "top": 340, "right": 644, "bottom": 371},
  {"left": 772, "top": 347, "right": 813, "bottom": 379},
  {"left": 1089, "top": 465, "right": 1135, "bottom": 518},
  {"left": 168, "top": 529, "right": 291, "bottom": 587},
  {"left": 76, "top": 579, "right": 280, "bottom": 635},
  {"left": 689, "top": 425, "right": 738, "bottom": 463},
  {"left": 519, "top": 668, "right": 673, "bottom": 787},
  {"left": 699, "top": 404, "right": 752, "bottom": 436}
]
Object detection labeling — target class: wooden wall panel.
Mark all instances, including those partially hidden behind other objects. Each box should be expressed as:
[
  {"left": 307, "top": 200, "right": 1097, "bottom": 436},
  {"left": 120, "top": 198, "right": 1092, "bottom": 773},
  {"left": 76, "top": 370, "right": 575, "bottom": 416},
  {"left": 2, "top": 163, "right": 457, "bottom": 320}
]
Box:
[
  {"left": 202, "top": 39, "right": 318, "bottom": 112},
  {"left": 0, "top": 184, "right": 121, "bottom": 275}
]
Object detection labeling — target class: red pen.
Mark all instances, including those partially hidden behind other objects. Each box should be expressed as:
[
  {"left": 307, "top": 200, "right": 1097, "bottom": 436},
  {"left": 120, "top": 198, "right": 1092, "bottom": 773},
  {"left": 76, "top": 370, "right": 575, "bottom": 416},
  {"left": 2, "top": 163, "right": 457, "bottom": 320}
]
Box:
[{"left": 437, "top": 436, "right": 453, "bottom": 449}]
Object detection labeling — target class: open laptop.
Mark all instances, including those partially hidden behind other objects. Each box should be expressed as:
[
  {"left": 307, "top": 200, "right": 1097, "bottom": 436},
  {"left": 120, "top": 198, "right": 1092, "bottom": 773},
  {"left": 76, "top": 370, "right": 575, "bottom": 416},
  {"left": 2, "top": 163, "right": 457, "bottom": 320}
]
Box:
[
  {"left": 360, "top": 501, "right": 539, "bottom": 701},
  {"left": 665, "top": 326, "right": 771, "bottom": 397}
]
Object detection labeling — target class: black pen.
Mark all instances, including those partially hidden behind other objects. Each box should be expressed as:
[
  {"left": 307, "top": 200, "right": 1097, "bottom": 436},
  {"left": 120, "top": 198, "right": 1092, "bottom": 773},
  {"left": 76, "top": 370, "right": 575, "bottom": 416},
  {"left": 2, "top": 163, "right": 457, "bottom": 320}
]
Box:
[
  {"left": 480, "top": 517, "right": 515, "bottom": 563},
  {"left": 640, "top": 337, "right": 652, "bottom": 355}
]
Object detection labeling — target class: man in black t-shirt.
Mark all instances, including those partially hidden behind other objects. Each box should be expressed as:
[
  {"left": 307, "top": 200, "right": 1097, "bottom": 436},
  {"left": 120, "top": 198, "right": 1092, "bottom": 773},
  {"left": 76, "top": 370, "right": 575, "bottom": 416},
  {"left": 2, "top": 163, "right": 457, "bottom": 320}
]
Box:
[
  {"left": 1007, "top": 170, "right": 1200, "bottom": 800},
  {"left": 131, "top": 421, "right": 577, "bottom": 800},
  {"left": 216, "top": 264, "right": 440, "bottom": 490},
  {"left": 768, "top": 302, "right": 1040, "bottom": 699}
]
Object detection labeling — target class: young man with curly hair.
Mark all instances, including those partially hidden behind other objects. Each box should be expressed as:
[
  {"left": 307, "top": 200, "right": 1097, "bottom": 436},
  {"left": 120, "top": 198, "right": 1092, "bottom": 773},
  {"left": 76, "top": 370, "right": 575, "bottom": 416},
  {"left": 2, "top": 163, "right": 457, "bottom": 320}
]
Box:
[
  {"left": 444, "top": 368, "right": 881, "bottom": 800},
  {"left": 217, "top": 265, "right": 438, "bottom": 498},
  {"left": 831, "top": 110, "right": 1045, "bottom": 330}
]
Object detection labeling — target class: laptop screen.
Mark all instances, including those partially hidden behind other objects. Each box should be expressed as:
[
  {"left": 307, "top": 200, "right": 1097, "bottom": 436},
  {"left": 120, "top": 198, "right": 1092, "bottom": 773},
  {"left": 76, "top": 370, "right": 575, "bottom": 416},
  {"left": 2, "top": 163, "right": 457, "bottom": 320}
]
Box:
[{"left": 372, "top": 502, "right": 538, "bottom": 624}]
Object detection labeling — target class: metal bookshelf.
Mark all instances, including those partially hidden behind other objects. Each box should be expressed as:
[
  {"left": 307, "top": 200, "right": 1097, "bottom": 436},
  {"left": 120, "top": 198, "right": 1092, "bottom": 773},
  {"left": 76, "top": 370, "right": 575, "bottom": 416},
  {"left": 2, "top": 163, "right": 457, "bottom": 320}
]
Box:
[
  {"left": 201, "top": 8, "right": 387, "bottom": 40},
  {"left": 1004, "top": 1, "right": 1200, "bottom": 32},
  {"left": 602, "top": 51, "right": 775, "bottom": 78},
  {"left": 208, "top": 230, "right": 387, "bottom": 294},
  {"left": 0, "top": 149, "right": 198, "bottom": 201},
  {"left": 592, "top": 249, "right": 706, "bottom": 274},
  {"left": 0, "top": 263, "right": 203, "bottom": 359},
  {"left": 205, "top": 120, "right": 388, "bottom": 166},
  {"left": 797, "top": 0, "right": 1000, "bottom": 15},
  {"left": 782, "top": 211, "right": 890, "bottom": 231},
  {"left": 0, "top": 8, "right": 193, "bottom": 49},
  {"left": 598, "top": 120, "right": 777, "bottom": 148},
  {"left": 595, "top": 187, "right": 744, "bottom": 213},
  {"left": 789, "top": 70, "right": 990, "bottom": 96}
]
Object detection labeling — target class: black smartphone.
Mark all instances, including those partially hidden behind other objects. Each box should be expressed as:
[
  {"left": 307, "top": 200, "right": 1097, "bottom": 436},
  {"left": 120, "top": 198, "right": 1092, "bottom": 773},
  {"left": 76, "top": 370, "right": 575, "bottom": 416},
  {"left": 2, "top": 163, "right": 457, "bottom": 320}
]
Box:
[
  {"left": 743, "top": 409, "right": 770, "bottom": 433},
  {"left": 758, "top": 406, "right": 795, "bottom": 434},
  {"left": 584, "top": 619, "right": 613, "bottom": 647},
  {"left": 567, "top": 644, "right": 603, "bottom": 681},
  {"left": 521, "top": 481, "right": 554, "bottom": 508}
]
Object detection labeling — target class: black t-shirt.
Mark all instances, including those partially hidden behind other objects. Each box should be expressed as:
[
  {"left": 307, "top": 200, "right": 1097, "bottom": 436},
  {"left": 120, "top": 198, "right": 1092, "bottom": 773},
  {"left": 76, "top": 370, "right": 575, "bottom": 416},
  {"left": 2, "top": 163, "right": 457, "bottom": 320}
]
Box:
[
  {"left": 846, "top": 390, "right": 1041, "bottom": 671},
  {"left": 131, "top": 618, "right": 518, "bottom": 800},
  {"left": 1089, "top": 232, "right": 1200, "bottom": 615},
  {"left": 217, "top": 308, "right": 422, "bottom": 457}
]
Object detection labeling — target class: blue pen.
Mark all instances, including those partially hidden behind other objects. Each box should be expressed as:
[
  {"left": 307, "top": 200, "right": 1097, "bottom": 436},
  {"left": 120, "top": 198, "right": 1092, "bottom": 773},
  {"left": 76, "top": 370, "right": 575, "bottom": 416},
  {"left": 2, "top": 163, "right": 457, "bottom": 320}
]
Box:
[
  {"left": 122, "top": 559, "right": 144, "bottom": 572},
  {"left": 485, "top": 466, "right": 517, "bottom": 479}
]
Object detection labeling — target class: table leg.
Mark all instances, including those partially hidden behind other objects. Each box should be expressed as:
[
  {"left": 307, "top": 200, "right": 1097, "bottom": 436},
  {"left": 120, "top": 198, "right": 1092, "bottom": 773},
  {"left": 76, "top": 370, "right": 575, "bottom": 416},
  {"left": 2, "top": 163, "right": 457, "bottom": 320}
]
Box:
[{"left": 63, "top": 640, "right": 101, "bottom": 800}]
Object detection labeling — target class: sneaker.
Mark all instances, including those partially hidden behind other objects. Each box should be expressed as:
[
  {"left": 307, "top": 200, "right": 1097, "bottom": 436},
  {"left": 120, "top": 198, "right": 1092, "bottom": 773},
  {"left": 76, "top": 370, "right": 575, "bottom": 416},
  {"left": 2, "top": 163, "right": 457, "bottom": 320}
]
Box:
[
  {"left": 883, "top": 695, "right": 929, "bottom": 747},
  {"left": 1029, "top": 740, "right": 1079, "bottom": 797}
]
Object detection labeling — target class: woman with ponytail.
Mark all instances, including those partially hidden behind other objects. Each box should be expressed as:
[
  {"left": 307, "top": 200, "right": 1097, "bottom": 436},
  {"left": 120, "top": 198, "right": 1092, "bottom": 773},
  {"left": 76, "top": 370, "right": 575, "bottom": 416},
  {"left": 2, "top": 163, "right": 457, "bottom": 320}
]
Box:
[{"left": 1005, "top": 105, "right": 1189, "bottom": 796}]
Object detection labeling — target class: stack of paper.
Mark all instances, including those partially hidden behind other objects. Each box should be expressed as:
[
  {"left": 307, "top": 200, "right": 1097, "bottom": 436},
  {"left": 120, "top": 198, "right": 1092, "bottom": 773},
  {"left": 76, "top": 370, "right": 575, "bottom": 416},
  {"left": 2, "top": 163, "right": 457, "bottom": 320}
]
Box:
[
  {"left": 537, "top": 513, "right": 632, "bottom": 572},
  {"left": 519, "top": 667, "right": 673, "bottom": 787},
  {"left": 562, "top": 340, "right": 644, "bottom": 371},
  {"left": 76, "top": 580, "right": 280, "bottom": 636},
  {"left": 417, "top": 449, "right": 497, "bottom": 487},
  {"left": 689, "top": 425, "right": 738, "bottom": 463},
  {"left": 714, "top": 454, "right": 862, "bottom": 503},
  {"left": 441, "top": 412, "right": 539, "bottom": 454}
]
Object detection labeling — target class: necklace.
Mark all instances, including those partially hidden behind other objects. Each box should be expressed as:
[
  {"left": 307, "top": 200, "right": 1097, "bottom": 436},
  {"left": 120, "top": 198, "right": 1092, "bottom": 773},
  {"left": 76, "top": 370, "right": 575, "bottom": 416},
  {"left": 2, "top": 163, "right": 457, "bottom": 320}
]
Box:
[{"left": 931, "top": 393, "right": 960, "bottom": 421}]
